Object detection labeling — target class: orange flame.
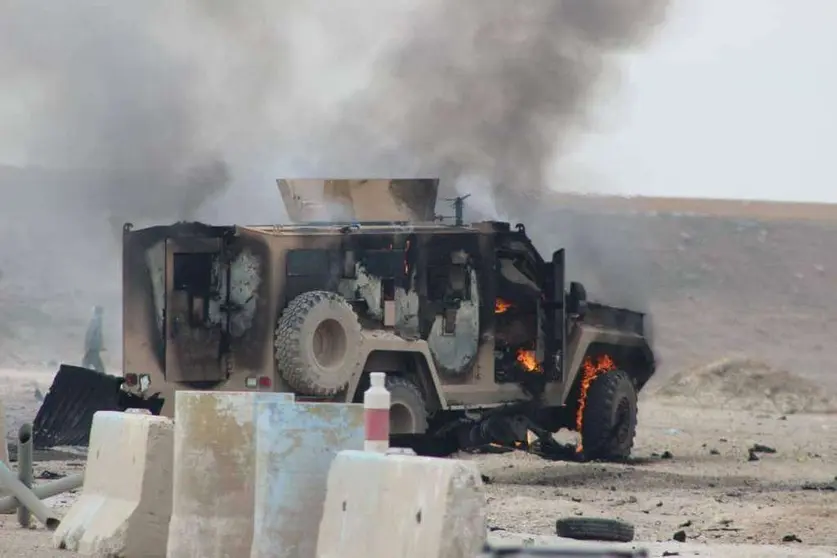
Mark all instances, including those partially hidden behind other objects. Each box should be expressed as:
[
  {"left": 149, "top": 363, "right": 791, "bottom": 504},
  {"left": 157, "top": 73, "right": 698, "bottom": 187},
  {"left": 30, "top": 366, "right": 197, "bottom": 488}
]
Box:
[
  {"left": 495, "top": 298, "right": 512, "bottom": 314},
  {"left": 575, "top": 354, "right": 616, "bottom": 453},
  {"left": 516, "top": 349, "right": 542, "bottom": 374}
]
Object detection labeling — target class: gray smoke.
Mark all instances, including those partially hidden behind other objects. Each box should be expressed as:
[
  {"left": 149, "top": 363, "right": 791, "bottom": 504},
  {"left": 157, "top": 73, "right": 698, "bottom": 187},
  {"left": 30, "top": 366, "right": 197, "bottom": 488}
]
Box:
[
  {"left": 0, "top": 1, "right": 295, "bottom": 226},
  {"left": 0, "top": 1, "right": 668, "bottom": 366},
  {"left": 2, "top": 1, "right": 669, "bottom": 230},
  {"left": 0, "top": 1, "right": 301, "bottom": 365},
  {"left": 314, "top": 2, "right": 667, "bottom": 206},
  {"left": 294, "top": 0, "right": 670, "bottom": 311}
]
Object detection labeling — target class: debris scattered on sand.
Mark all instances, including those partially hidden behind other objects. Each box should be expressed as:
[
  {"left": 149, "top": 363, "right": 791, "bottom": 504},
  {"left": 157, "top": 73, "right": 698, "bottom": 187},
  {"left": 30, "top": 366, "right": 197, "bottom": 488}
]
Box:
[{"left": 750, "top": 443, "right": 777, "bottom": 454}]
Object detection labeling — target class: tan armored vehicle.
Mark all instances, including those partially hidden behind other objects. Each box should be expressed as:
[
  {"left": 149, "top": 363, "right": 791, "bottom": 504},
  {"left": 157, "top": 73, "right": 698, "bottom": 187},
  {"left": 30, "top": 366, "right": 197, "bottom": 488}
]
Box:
[{"left": 34, "top": 179, "right": 655, "bottom": 461}]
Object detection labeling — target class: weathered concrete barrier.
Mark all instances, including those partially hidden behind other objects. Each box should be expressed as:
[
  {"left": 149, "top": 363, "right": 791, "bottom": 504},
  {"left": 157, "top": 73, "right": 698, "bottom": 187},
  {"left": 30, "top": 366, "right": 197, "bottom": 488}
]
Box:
[
  {"left": 251, "top": 401, "right": 364, "bottom": 558},
  {"left": 54, "top": 410, "right": 174, "bottom": 556},
  {"left": 316, "top": 450, "right": 487, "bottom": 558},
  {"left": 166, "top": 391, "right": 294, "bottom": 558}
]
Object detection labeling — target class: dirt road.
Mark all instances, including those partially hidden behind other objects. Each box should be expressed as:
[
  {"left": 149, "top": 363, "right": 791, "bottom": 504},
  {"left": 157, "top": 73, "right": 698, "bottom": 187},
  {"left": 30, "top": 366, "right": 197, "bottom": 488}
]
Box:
[{"left": 476, "top": 396, "right": 837, "bottom": 547}]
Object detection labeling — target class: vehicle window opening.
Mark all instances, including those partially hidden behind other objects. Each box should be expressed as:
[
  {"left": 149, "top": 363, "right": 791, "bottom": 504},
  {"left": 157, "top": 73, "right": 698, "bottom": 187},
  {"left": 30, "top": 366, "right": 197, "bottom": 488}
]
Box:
[
  {"left": 287, "top": 249, "right": 330, "bottom": 277},
  {"left": 448, "top": 264, "right": 470, "bottom": 301},
  {"left": 173, "top": 253, "right": 213, "bottom": 294},
  {"left": 382, "top": 278, "right": 395, "bottom": 301}
]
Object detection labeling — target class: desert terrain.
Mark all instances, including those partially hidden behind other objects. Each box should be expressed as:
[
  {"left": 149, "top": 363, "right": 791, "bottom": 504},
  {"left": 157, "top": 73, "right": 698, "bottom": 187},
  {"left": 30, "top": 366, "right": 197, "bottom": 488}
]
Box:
[
  {"left": 3, "top": 190, "right": 837, "bottom": 556},
  {"left": 2, "top": 363, "right": 837, "bottom": 557}
]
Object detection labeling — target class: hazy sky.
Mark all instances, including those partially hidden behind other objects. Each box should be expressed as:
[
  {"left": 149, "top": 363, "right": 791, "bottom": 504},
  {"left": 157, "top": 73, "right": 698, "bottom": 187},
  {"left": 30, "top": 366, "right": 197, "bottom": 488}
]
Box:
[
  {"left": 567, "top": 0, "right": 837, "bottom": 203},
  {"left": 2, "top": 0, "right": 834, "bottom": 205}
]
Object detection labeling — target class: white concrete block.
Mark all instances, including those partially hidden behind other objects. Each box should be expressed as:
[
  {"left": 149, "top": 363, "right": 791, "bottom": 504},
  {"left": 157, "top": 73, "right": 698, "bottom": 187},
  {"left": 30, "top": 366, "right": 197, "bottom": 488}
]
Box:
[
  {"left": 251, "top": 401, "right": 364, "bottom": 558},
  {"left": 167, "top": 391, "right": 294, "bottom": 558},
  {"left": 316, "top": 450, "right": 486, "bottom": 558},
  {"left": 54, "top": 410, "right": 174, "bottom": 557}
]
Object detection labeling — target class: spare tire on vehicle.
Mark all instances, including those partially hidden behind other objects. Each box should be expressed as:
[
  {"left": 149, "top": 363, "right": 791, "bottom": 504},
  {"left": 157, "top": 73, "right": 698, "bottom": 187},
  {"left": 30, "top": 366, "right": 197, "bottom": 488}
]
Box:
[{"left": 275, "top": 291, "right": 362, "bottom": 396}]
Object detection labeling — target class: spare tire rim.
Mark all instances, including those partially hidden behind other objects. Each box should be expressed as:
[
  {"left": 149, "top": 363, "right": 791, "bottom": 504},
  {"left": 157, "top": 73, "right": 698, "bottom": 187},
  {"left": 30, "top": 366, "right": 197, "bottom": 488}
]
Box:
[{"left": 312, "top": 318, "right": 347, "bottom": 369}]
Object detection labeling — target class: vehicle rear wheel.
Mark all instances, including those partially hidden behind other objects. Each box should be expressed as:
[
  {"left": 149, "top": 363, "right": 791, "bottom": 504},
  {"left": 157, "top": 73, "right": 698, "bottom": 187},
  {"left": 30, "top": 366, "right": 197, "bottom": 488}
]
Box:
[
  {"left": 274, "top": 291, "right": 362, "bottom": 396},
  {"left": 580, "top": 369, "right": 637, "bottom": 461},
  {"left": 387, "top": 376, "right": 428, "bottom": 435}
]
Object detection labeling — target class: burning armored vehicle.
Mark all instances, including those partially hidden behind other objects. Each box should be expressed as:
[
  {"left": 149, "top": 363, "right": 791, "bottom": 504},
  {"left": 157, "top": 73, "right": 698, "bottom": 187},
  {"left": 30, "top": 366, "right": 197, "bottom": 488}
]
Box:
[{"left": 34, "top": 178, "right": 655, "bottom": 460}]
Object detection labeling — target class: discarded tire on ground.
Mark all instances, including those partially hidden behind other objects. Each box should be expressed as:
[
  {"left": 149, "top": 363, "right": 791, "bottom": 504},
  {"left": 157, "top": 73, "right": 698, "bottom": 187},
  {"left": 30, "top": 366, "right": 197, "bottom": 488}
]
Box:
[
  {"left": 386, "top": 376, "right": 428, "bottom": 435},
  {"left": 555, "top": 517, "right": 635, "bottom": 543},
  {"left": 580, "top": 369, "right": 638, "bottom": 461},
  {"left": 274, "top": 291, "right": 362, "bottom": 396}
]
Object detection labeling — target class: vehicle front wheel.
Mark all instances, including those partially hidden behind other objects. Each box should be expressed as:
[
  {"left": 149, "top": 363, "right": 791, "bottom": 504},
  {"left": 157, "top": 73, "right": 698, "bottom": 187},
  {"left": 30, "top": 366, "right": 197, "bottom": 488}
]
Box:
[{"left": 580, "top": 369, "right": 637, "bottom": 461}]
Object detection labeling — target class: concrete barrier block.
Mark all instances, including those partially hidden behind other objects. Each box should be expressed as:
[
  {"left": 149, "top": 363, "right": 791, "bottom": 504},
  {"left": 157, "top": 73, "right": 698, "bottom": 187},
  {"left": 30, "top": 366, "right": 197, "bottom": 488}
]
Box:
[
  {"left": 53, "top": 410, "right": 174, "bottom": 557},
  {"left": 167, "top": 391, "right": 294, "bottom": 558},
  {"left": 316, "top": 450, "right": 487, "bottom": 558},
  {"left": 251, "top": 401, "right": 364, "bottom": 558}
]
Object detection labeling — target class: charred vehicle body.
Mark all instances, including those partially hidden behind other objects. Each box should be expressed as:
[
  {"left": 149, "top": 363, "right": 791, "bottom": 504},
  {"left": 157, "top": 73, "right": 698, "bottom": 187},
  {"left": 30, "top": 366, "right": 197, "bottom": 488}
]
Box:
[{"left": 34, "top": 179, "right": 655, "bottom": 460}]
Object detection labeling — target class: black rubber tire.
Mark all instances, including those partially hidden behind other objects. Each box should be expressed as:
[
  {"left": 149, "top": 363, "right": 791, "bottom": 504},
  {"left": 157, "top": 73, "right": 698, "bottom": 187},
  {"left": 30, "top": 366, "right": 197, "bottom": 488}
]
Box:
[
  {"left": 387, "top": 376, "right": 428, "bottom": 435},
  {"left": 555, "top": 517, "right": 635, "bottom": 543},
  {"left": 580, "top": 369, "right": 638, "bottom": 461},
  {"left": 275, "top": 291, "right": 362, "bottom": 396}
]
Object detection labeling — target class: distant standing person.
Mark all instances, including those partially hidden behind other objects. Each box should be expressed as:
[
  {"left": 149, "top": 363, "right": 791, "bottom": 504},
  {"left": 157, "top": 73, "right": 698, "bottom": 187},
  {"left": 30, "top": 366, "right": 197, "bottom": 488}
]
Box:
[{"left": 82, "top": 305, "right": 105, "bottom": 373}]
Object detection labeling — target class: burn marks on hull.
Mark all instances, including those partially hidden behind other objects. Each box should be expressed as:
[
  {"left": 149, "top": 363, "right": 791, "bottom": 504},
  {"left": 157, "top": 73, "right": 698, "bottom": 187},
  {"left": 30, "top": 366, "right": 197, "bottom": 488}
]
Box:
[
  {"left": 145, "top": 240, "right": 166, "bottom": 335},
  {"left": 227, "top": 250, "right": 262, "bottom": 338},
  {"left": 344, "top": 263, "right": 384, "bottom": 321},
  {"left": 427, "top": 268, "right": 480, "bottom": 377},
  {"left": 302, "top": 230, "right": 489, "bottom": 378},
  {"left": 142, "top": 239, "right": 262, "bottom": 340},
  {"left": 124, "top": 222, "right": 246, "bottom": 378},
  {"left": 394, "top": 285, "right": 420, "bottom": 339}
]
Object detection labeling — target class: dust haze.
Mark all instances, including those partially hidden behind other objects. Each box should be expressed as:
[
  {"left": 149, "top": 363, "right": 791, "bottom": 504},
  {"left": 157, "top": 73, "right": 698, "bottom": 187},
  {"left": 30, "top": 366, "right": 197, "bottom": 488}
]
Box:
[
  {"left": 0, "top": 1, "right": 668, "bottom": 365},
  {"left": 0, "top": 1, "right": 298, "bottom": 227}
]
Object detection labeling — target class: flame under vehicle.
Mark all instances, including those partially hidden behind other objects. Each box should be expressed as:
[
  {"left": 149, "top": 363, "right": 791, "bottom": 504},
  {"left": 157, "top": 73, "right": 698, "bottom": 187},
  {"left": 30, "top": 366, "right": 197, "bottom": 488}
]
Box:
[{"left": 33, "top": 179, "right": 655, "bottom": 460}]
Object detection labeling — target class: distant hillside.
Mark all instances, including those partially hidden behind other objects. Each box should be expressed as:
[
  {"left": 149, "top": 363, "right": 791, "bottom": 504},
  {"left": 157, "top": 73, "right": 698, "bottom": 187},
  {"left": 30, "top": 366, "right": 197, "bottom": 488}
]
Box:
[{"left": 546, "top": 192, "right": 837, "bottom": 221}]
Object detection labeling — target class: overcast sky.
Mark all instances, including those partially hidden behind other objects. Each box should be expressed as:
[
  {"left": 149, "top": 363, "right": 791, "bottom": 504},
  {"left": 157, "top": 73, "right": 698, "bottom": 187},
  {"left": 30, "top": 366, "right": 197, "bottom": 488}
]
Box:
[
  {"left": 566, "top": 0, "right": 837, "bottom": 203},
  {"left": 2, "top": 0, "right": 834, "bottom": 205}
]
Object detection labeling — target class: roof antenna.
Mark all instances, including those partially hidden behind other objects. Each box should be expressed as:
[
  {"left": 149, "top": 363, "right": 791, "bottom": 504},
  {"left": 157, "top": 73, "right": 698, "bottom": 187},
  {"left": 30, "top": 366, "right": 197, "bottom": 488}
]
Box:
[{"left": 441, "top": 194, "right": 471, "bottom": 226}]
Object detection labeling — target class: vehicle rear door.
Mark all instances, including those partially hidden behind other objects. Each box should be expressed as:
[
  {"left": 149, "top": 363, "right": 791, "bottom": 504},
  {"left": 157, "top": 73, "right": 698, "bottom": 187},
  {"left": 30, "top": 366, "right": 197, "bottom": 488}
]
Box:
[{"left": 164, "top": 237, "right": 229, "bottom": 383}]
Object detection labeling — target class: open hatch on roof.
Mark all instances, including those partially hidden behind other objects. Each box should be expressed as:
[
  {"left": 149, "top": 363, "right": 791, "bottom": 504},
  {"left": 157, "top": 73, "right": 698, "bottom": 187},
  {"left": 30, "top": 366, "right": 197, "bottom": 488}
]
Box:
[{"left": 276, "top": 178, "right": 439, "bottom": 223}]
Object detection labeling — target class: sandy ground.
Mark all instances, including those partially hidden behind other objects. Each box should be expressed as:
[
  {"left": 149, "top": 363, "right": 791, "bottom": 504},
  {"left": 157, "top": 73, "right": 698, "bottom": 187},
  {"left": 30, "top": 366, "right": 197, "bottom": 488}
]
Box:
[{"left": 2, "top": 363, "right": 837, "bottom": 557}]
